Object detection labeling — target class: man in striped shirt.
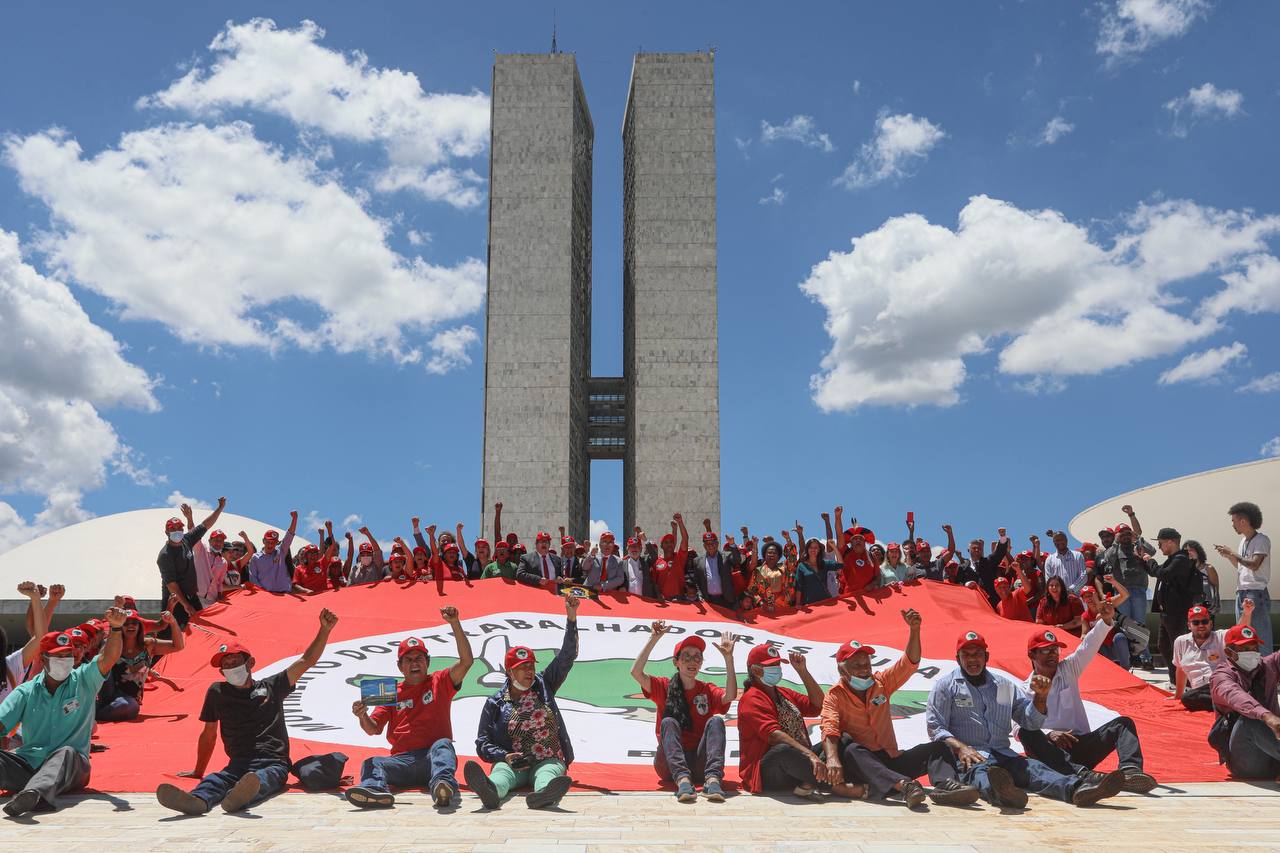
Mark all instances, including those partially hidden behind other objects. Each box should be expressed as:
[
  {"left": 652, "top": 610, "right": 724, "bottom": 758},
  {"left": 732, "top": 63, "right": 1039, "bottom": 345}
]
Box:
[{"left": 1044, "top": 531, "right": 1088, "bottom": 596}]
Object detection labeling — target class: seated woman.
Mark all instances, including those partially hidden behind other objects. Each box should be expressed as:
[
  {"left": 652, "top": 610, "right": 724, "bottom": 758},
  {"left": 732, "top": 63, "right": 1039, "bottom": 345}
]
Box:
[
  {"left": 737, "top": 644, "right": 854, "bottom": 798},
  {"left": 631, "top": 623, "right": 738, "bottom": 802},
  {"left": 1035, "top": 576, "right": 1084, "bottom": 637},
  {"left": 96, "top": 608, "right": 184, "bottom": 722},
  {"left": 1080, "top": 581, "right": 1132, "bottom": 670},
  {"left": 463, "top": 595, "right": 579, "bottom": 811}
]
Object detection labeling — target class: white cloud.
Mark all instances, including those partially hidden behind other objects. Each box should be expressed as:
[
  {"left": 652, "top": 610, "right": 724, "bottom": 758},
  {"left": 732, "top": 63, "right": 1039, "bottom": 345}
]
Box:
[
  {"left": 1262, "top": 437, "right": 1280, "bottom": 458},
  {"left": 1165, "top": 83, "right": 1245, "bottom": 137},
  {"left": 589, "top": 519, "right": 612, "bottom": 545},
  {"left": 406, "top": 230, "right": 431, "bottom": 246},
  {"left": 852, "top": 80, "right": 862, "bottom": 96},
  {"left": 1097, "top": 0, "right": 1211, "bottom": 65},
  {"left": 836, "top": 111, "right": 945, "bottom": 190},
  {"left": 799, "top": 195, "right": 1280, "bottom": 411},
  {"left": 5, "top": 123, "right": 485, "bottom": 369},
  {"left": 425, "top": 325, "right": 479, "bottom": 374},
  {"left": 1039, "top": 116, "right": 1075, "bottom": 146},
  {"left": 734, "top": 136, "right": 752, "bottom": 159},
  {"left": 1241, "top": 373, "right": 1280, "bottom": 393},
  {"left": 759, "top": 187, "right": 787, "bottom": 206},
  {"left": 760, "top": 115, "right": 834, "bottom": 152},
  {"left": 164, "top": 491, "right": 212, "bottom": 512},
  {"left": 0, "top": 229, "right": 159, "bottom": 553},
  {"left": 340, "top": 513, "right": 363, "bottom": 529},
  {"left": 140, "top": 18, "right": 489, "bottom": 207},
  {"left": 1157, "top": 341, "right": 1247, "bottom": 384}
]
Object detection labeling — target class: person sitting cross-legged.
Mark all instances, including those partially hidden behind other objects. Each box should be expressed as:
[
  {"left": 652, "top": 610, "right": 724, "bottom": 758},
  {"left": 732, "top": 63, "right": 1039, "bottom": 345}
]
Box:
[
  {"left": 631, "top": 622, "right": 738, "bottom": 803},
  {"left": 1174, "top": 602, "right": 1253, "bottom": 711},
  {"left": 1018, "top": 607, "right": 1158, "bottom": 794},
  {"left": 1208, "top": 623, "right": 1280, "bottom": 778},
  {"left": 346, "top": 606, "right": 475, "bottom": 809},
  {"left": 925, "top": 630, "right": 1125, "bottom": 809},
  {"left": 0, "top": 609, "right": 126, "bottom": 817},
  {"left": 155, "top": 609, "right": 339, "bottom": 815},
  {"left": 463, "top": 595, "right": 580, "bottom": 810},
  {"left": 821, "top": 608, "right": 979, "bottom": 808}
]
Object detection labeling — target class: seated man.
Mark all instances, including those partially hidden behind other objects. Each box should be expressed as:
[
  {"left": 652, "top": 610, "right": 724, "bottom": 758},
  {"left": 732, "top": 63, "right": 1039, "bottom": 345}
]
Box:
[
  {"left": 155, "top": 609, "right": 339, "bottom": 814},
  {"left": 464, "top": 595, "right": 579, "bottom": 810},
  {"left": 346, "top": 606, "right": 474, "bottom": 808},
  {"left": 821, "top": 609, "right": 979, "bottom": 807},
  {"left": 630, "top": 624, "right": 738, "bottom": 802},
  {"left": 1175, "top": 601, "right": 1252, "bottom": 711},
  {"left": 1208, "top": 623, "right": 1280, "bottom": 778},
  {"left": 1019, "top": 611, "right": 1158, "bottom": 793},
  {"left": 736, "top": 644, "right": 835, "bottom": 797},
  {"left": 0, "top": 608, "right": 126, "bottom": 816},
  {"left": 926, "top": 631, "right": 1124, "bottom": 809}
]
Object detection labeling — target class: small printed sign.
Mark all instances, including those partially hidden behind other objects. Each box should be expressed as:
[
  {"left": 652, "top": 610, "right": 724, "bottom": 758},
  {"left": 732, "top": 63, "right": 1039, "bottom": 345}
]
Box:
[{"left": 360, "top": 676, "right": 398, "bottom": 707}]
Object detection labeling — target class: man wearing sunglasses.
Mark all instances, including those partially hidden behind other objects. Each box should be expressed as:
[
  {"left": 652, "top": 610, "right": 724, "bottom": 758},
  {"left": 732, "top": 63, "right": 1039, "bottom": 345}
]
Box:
[{"left": 1173, "top": 601, "right": 1254, "bottom": 711}]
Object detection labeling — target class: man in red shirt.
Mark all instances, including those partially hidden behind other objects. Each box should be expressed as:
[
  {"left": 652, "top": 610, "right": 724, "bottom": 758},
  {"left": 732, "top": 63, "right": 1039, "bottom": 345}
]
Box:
[
  {"left": 651, "top": 514, "right": 691, "bottom": 602},
  {"left": 832, "top": 507, "right": 877, "bottom": 594},
  {"left": 292, "top": 541, "right": 337, "bottom": 594},
  {"left": 736, "top": 643, "right": 828, "bottom": 796},
  {"left": 630, "top": 623, "right": 739, "bottom": 803},
  {"left": 994, "top": 576, "right": 1034, "bottom": 621},
  {"left": 346, "top": 606, "right": 474, "bottom": 808}
]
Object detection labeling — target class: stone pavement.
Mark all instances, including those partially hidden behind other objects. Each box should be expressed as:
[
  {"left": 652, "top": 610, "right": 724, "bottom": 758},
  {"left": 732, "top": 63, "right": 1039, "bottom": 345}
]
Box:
[{"left": 3, "top": 783, "right": 1279, "bottom": 852}]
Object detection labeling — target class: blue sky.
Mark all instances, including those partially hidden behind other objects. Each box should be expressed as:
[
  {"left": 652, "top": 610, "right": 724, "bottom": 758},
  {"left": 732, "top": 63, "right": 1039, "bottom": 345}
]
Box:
[{"left": 1, "top": 1, "right": 1277, "bottom": 552}]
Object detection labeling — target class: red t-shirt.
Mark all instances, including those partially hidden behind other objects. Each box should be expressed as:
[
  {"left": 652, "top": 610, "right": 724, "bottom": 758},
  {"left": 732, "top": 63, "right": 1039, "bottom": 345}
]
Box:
[
  {"left": 652, "top": 549, "right": 689, "bottom": 598},
  {"left": 1036, "top": 595, "right": 1085, "bottom": 636},
  {"left": 736, "top": 684, "right": 820, "bottom": 793},
  {"left": 997, "top": 588, "right": 1033, "bottom": 622},
  {"left": 292, "top": 563, "right": 329, "bottom": 592},
  {"left": 840, "top": 547, "right": 876, "bottom": 594},
  {"left": 369, "top": 668, "right": 459, "bottom": 754},
  {"left": 642, "top": 675, "right": 730, "bottom": 751}
]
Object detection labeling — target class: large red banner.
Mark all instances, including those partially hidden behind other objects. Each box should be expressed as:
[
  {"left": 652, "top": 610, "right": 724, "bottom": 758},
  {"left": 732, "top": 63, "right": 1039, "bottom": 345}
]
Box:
[{"left": 86, "top": 579, "right": 1227, "bottom": 792}]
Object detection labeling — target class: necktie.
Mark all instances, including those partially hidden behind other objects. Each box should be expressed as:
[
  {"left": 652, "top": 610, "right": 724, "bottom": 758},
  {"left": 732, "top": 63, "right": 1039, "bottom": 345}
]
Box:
[{"left": 542, "top": 555, "right": 550, "bottom": 580}]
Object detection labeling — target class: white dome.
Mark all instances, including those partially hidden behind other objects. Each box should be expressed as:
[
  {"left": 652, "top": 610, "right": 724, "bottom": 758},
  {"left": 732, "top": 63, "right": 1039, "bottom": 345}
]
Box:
[
  {"left": 0, "top": 508, "right": 311, "bottom": 615},
  {"left": 1070, "top": 457, "right": 1279, "bottom": 601}
]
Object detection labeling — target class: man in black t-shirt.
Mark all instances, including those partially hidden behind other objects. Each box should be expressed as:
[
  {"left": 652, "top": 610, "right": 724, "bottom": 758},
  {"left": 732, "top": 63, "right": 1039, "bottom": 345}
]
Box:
[
  {"left": 157, "top": 497, "right": 226, "bottom": 629},
  {"left": 155, "top": 609, "right": 339, "bottom": 814}
]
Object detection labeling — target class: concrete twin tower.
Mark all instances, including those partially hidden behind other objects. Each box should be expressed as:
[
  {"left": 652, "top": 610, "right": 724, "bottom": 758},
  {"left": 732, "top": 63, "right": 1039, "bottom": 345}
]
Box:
[{"left": 481, "top": 51, "right": 721, "bottom": 544}]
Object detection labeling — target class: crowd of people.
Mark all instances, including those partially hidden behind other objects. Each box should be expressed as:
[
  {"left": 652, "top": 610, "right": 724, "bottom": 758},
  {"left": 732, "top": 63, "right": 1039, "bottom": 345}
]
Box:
[{"left": 0, "top": 497, "right": 1272, "bottom": 817}]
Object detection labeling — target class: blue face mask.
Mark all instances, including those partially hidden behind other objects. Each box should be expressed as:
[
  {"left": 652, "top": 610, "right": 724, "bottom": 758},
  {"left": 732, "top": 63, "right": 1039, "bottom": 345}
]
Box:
[
  {"left": 847, "top": 674, "right": 876, "bottom": 691},
  {"left": 760, "top": 665, "right": 783, "bottom": 686}
]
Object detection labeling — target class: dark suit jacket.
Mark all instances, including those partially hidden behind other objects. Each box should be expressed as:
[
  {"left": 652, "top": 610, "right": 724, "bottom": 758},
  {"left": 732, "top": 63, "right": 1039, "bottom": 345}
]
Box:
[
  {"left": 691, "top": 549, "right": 741, "bottom": 609},
  {"left": 517, "top": 551, "right": 564, "bottom": 588}
]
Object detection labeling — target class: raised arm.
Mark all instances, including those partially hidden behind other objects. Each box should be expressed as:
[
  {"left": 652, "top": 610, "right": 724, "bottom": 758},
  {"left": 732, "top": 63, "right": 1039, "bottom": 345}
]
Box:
[
  {"left": 675, "top": 513, "right": 689, "bottom": 552},
  {"left": 714, "top": 630, "right": 739, "bottom": 704},
  {"left": 285, "top": 609, "right": 339, "bottom": 685},
  {"left": 146, "top": 610, "right": 186, "bottom": 655},
  {"left": 17, "top": 582, "right": 47, "bottom": 667},
  {"left": 97, "top": 607, "right": 127, "bottom": 675},
  {"left": 541, "top": 596, "right": 581, "bottom": 693},
  {"left": 231, "top": 531, "right": 256, "bottom": 569},
  {"left": 1121, "top": 505, "right": 1142, "bottom": 538},
  {"left": 790, "top": 651, "right": 825, "bottom": 710},
  {"left": 1238, "top": 597, "right": 1256, "bottom": 627},
  {"left": 412, "top": 517, "right": 429, "bottom": 553},
  {"left": 198, "top": 497, "right": 227, "bottom": 533},
  {"left": 834, "top": 506, "right": 846, "bottom": 552},
  {"left": 630, "top": 620, "right": 668, "bottom": 693},
  {"left": 442, "top": 606, "right": 473, "bottom": 688},
  {"left": 456, "top": 523, "right": 471, "bottom": 559},
  {"left": 493, "top": 502, "right": 503, "bottom": 544},
  {"left": 343, "top": 532, "right": 354, "bottom": 576},
  {"left": 821, "top": 512, "right": 835, "bottom": 553}
]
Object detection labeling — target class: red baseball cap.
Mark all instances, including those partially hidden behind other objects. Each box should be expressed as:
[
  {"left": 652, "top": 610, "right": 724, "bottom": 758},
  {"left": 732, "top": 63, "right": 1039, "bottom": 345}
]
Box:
[
  {"left": 1027, "top": 629, "right": 1068, "bottom": 652},
  {"left": 1099, "top": 526, "right": 1115, "bottom": 535},
  {"left": 1080, "top": 542, "right": 1097, "bottom": 554},
  {"left": 494, "top": 540, "right": 510, "bottom": 551},
  {"left": 600, "top": 531, "right": 615, "bottom": 542},
  {"left": 442, "top": 542, "right": 460, "bottom": 555},
  {"left": 561, "top": 537, "right": 576, "bottom": 548},
  {"left": 886, "top": 542, "right": 901, "bottom": 552},
  {"left": 535, "top": 531, "right": 551, "bottom": 543},
  {"left": 122, "top": 609, "right": 160, "bottom": 634},
  {"left": 119, "top": 595, "right": 139, "bottom": 611},
  {"left": 994, "top": 576, "right": 1011, "bottom": 587},
  {"left": 916, "top": 539, "right": 932, "bottom": 550},
  {"left": 389, "top": 551, "right": 407, "bottom": 563},
  {"left": 474, "top": 538, "right": 490, "bottom": 550},
  {"left": 1188, "top": 605, "right": 1212, "bottom": 620},
  {"left": 956, "top": 631, "right": 987, "bottom": 652},
  {"left": 674, "top": 636, "right": 706, "bottom": 658},
  {"left": 66, "top": 627, "right": 89, "bottom": 649},
  {"left": 358, "top": 542, "right": 374, "bottom": 554},
  {"left": 412, "top": 546, "right": 429, "bottom": 558},
  {"left": 660, "top": 533, "right": 676, "bottom": 545},
  {"left": 513, "top": 543, "right": 527, "bottom": 555},
  {"left": 210, "top": 529, "right": 227, "bottom": 541},
  {"left": 165, "top": 517, "right": 184, "bottom": 533},
  {"left": 747, "top": 643, "right": 783, "bottom": 668},
  {"left": 836, "top": 640, "right": 876, "bottom": 662},
  {"left": 702, "top": 531, "right": 718, "bottom": 543},
  {"left": 397, "top": 637, "right": 429, "bottom": 659},
  {"left": 1224, "top": 625, "right": 1259, "bottom": 648},
  {"left": 505, "top": 646, "right": 536, "bottom": 670},
  {"left": 263, "top": 529, "right": 280, "bottom": 541},
  {"left": 39, "top": 631, "right": 76, "bottom": 656},
  {"left": 210, "top": 640, "right": 251, "bottom": 669},
  {"left": 1114, "top": 523, "right": 1132, "bottom": 533},
  {"left": 626, "top": 537, "right": 640, "bottom": 548}
]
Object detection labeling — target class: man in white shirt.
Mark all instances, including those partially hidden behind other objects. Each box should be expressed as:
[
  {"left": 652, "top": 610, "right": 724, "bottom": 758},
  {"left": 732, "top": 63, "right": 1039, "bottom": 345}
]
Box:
[
  {"left": 1044, "top": 531, "right": 1088, "bottom": 596},
  {"left": 1174, "top": 602, "right": 1253, "bottom": 711},
  {"left": 1019, "top": 608, "right": 1158, "bottom": 794},
  {"left": 1216, "top": 501, "right": 1272, "bottom": 655},
  {"left": 619, "top": 536, "right": 653, "bottom": 597}
]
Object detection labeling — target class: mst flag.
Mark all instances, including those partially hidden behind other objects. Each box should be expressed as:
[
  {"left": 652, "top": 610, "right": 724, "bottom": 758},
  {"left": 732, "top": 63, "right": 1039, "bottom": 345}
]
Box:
[{"left": 83, "top": 578, "right": 1226, "bottom": 791}]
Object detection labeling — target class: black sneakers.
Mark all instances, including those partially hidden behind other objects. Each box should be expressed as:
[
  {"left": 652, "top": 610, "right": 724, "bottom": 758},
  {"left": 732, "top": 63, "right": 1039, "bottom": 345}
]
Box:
[
  {"left": 985, "top": 766, "right": 1028, "bottom": 809},
  {"left": 1072, "top": 769, "right": 1125, "bottom": 806},
  {"left": 928, "top": 778, "right": 981, "bottom": 806},
  {"left": 156, "top": 783, "right": 210, "bottom": 815},
  {"left": 901, "top": 779, "right": 927, "bottom": 809},
  {"left": 463, "top": 760, "right": 500, "bottom": 810},
  {"left": 525, "top": 774, "right": 573, "bottom": 810}
]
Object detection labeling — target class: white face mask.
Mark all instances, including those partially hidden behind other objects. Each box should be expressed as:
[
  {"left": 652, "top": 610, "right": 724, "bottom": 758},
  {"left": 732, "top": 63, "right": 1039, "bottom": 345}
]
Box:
[
  {"left": 222, "top": 664, "right": 251, "bottom": 686},
  {"left": 46, "top": 656, "right": 75, "bottom": 680},
  {"left": 1235, "top": 651, "right": 1262, "bottom": 672},
  {"left": 512, "top": 675, "right": 535, "bottom": 692},
  {"left": 360, "top": 555, "right": 373, "bottom": 567},
  {"left": 168, "top": 531, "right": 184, "bottom": 543}
]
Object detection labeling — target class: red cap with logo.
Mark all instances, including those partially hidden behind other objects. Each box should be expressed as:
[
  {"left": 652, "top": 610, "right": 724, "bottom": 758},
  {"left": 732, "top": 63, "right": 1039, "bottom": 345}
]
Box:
[
  {"left": 916, "top": 539, "right": 932, "bottom": 551},
  {"left": 600, "top": 531, "right": 615, "bottom": 542},
  {"left": 994, "top": 576, "right": 1011, "bottom": 587},
  {"left": 442, "top": 543, "right": 459, "bottom": 555},
  {"left": 474, "top": 538, "right": 490, "bottom": 550},
  {"left": 1027, "top": 629, "right": 1068, "bottom": 652},
  {"left": 210, "top": 529, "right": 226, "bottom": 541},
  {"left": 747, "top": 643, "right": 784, "bottom": 668},
  {"left": 560, "top": 537, "right": 576, "bottom": 549},
  {"left": 1224, "top": 625, "right": 1259, "bottom": 648},
  {"left": 358, "top": 542, "right": 374, "bottom": 554},
  {"left": 674, "top": 636, "right": 706, "bottom": 657},
  {"left": 660, "top": 533, "right": 677, "bottom": 545},
  {"left": 535, "top": 532, "right": 551, "bottom": 543},
  {"left": 836, "top": 640, "right": 876, "bottom": 662},
  {"left": 505, "top": 645, "right": 536, "bottom": 670},
  {"left": 702, "top": 531, "right": 718, "bottom": 543},
  {"left": 626, "top": 537, "right": 640, "bottom": 548},
  {"left": 1187, "top": 605, "right": 1212, "bottom": 620},
  {"left": 263, "top": 529, "right": 280, "bottom": 542},
  {"left": 956, "top": 631, "right": 987, "bottom": 652},
  {"left": 886, "top": 541, "right": 901, "bottom": 552},
  {"left": 397, "top": 637, "right": 428, "bottom": 659},
  {"left": 210, "top": 640, "right": 251, "bottom": 669},
  {"left": 39, "top": 631, "right": 77, "bottom": 656},
  {"left": 165, "top": 517, "right": 184, "bottom": 533},
  {"left": 1114, "top": 523, "right": 1132, "bottom": 533}
]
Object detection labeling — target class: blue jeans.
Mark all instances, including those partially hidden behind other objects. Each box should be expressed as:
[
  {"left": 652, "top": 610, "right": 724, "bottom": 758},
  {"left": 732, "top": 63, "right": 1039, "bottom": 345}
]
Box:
[
  {"left": 359, "top": 738, "right": 457, "bottom": 793},
  {"left": 1237, "top": 589, "right": 1273, "bottom": 655},
  {"left": 1120, "top": 586, "right": 1151, "bottom": 662},
  {"left": 1099, "top": 633, "right": 1131, "bottom": 670},
  {"left": 192, "top": 757, "right": 290, "bottom": 808},
  {"left": 1227, "top": 717, "right": 1280, "bottom": 778},
  {"left": 95, "top": 695, "right": 140, "bottom": 722},
  {"left": 962, "top": 752, "right": 1077, "bottom": 804}
]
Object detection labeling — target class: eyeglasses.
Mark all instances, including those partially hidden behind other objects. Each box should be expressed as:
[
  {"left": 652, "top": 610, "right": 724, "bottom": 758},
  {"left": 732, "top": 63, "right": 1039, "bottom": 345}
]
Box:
[{"left": 1189, "top": 619, "right": 1211, "bottom": 626}]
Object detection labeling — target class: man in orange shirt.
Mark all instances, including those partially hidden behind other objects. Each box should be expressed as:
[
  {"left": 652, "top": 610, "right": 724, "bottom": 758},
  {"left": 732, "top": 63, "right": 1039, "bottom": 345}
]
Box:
[{"left": 820, "top": 608, "right": 979, "bottom": 808}]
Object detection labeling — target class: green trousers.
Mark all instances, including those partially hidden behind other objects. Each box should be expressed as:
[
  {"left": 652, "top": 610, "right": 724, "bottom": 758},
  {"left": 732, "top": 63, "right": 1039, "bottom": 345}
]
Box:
[{"left": 489, "top": 759, "right": 566, "bottom": 798}]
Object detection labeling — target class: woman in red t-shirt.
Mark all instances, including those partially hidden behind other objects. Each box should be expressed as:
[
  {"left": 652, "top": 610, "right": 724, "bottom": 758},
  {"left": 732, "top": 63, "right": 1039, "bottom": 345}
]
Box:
[
  {"left": 1079, "top": 581, "right": 1132, "bottom": 669},
  {"left": 1035, "top": 576, "right": 1085, "bottom": 636}
]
